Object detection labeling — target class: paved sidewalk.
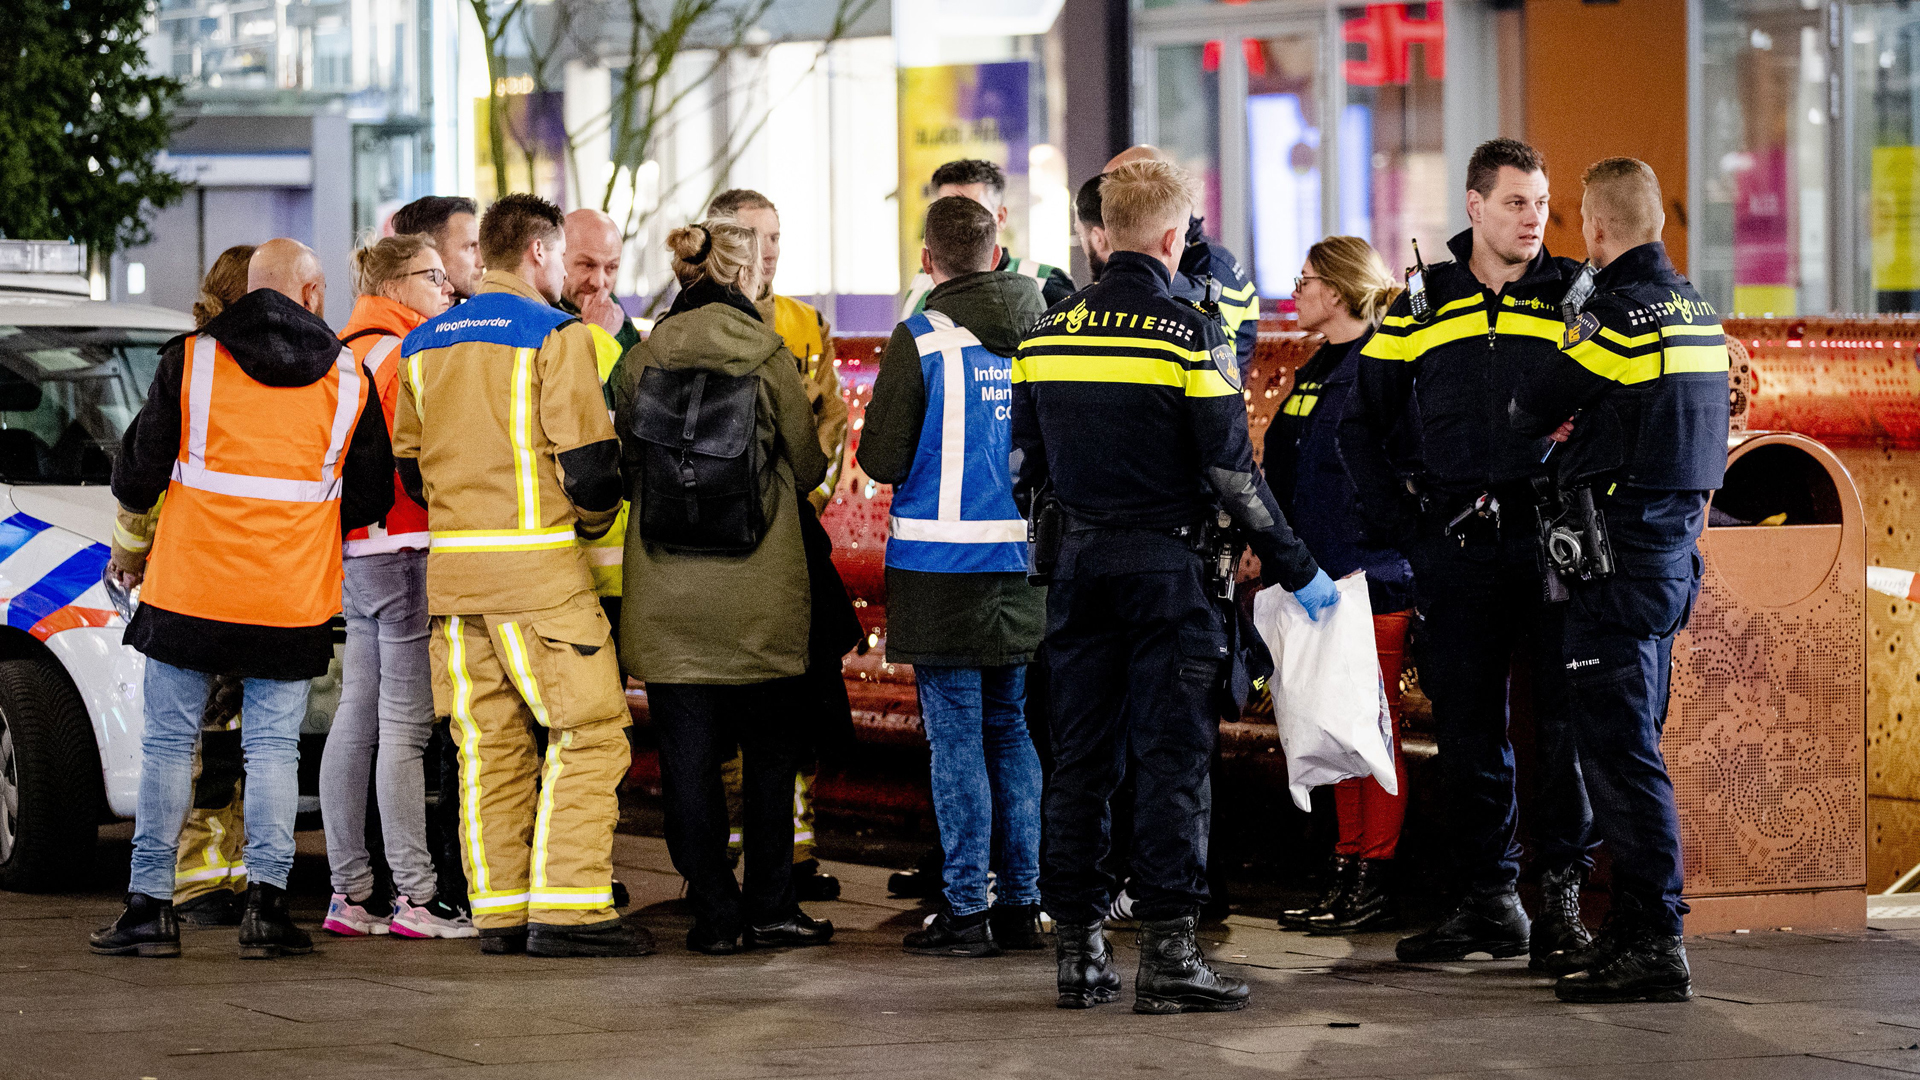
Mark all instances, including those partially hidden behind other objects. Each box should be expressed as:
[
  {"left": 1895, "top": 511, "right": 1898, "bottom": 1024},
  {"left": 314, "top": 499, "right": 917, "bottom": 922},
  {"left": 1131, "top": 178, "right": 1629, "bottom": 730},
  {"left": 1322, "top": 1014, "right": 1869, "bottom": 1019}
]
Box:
[{"left": 3, "top": 833, "right": 1919, "bottom": 1080}]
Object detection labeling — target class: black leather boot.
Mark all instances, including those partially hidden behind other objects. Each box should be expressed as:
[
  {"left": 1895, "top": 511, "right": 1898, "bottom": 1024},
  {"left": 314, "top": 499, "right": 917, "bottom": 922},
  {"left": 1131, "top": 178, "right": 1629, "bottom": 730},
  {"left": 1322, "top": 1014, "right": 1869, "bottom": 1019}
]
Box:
[
  {"left": 988, "top": 904, "right": 1050, "bottom": 950},
  {"left": 1555, "top": 928, "right": 1693, "bottom": 1003},
  {"left": 1311, "top": 859, "right": 1398, "bottom": 935},
  {"left": 904, "top": 911, "right": 998, "bottom": 957},
  {"left": 1530, "top": 865, "right": 1594, "bottom": 973},
  {"left": 1054, "top": 919, "right": 1121, "bottom": 1009},
  {"left": 238, "top": 883, "right": 313, "bottom": 959},
  {"left": 1395, "top": 891, "right": 1530, "bottom": 962},
  {"left": 174, "top": 889, "right": 243, "bottom": 928},
  {"left": 1133, "top": 915, "right": 1250, "bottom": 1014},
  {"left": 89, "top": 893, "right": 181, "bottom": 957},
  {"left": 528, "top": 917, "right": 654, "bottom": 958},
  {"left": 1281, "top": 853, "right": 1355, "bottom": 931}
]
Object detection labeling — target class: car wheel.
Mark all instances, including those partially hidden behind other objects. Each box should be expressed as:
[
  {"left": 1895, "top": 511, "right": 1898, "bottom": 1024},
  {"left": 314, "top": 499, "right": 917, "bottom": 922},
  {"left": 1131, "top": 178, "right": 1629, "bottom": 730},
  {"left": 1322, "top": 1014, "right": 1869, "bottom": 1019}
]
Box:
[{"left": 0, "top": 658, "right": 100, "bottom": 892}]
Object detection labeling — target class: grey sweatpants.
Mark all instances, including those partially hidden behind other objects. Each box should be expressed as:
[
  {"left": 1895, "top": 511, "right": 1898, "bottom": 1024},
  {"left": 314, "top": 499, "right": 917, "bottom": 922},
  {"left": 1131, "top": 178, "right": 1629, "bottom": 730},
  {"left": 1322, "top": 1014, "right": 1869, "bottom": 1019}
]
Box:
[{"left": 319, "top": 549, "right": 439, "bottom": 902}]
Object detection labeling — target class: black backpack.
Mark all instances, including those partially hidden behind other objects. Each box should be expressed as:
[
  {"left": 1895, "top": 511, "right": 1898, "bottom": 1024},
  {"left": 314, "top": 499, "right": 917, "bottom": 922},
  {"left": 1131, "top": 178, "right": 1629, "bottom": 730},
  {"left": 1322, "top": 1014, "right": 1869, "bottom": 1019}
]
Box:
[{"left": 630, "top": 365, "right": 771, "bottom": 554}]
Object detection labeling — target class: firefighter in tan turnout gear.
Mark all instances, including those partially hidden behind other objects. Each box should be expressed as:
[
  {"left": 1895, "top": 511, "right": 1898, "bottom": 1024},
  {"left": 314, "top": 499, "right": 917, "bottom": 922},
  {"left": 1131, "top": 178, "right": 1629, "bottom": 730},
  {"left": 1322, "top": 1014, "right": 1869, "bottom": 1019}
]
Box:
[{"left": 392, "top": 193, "right": 649, "bottom": 958}]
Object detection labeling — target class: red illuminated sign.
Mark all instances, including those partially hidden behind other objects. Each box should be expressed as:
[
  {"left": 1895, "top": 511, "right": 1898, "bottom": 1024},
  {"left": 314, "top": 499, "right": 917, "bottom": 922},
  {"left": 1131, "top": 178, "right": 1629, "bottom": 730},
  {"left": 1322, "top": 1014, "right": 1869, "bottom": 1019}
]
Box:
[{"left": 1343, "top": 3, "right": 1446, "bottom": 87}]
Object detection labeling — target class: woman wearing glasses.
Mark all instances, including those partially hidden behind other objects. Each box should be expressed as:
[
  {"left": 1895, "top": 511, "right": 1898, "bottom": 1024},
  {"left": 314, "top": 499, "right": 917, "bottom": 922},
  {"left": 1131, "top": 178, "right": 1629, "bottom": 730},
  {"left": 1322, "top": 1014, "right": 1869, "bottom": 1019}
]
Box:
[
  {"left": 317, "top": 234, "right": 470, "bottom": 939},
  {"left": 1264, "top": 237, "right": 1417, "bottom": 936}
]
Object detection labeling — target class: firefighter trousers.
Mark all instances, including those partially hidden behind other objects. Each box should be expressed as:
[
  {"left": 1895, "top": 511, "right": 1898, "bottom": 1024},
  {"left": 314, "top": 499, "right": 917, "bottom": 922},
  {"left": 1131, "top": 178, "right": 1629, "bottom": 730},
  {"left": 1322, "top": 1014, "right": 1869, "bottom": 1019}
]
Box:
[{"left": 429, "top": 592, "right": 631, "bottom": 931}]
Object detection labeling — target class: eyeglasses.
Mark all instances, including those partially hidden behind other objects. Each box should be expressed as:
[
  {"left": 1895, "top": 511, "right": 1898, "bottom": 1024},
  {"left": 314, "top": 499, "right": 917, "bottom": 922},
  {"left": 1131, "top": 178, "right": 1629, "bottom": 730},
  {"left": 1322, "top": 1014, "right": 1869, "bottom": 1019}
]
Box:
[
  {"left": 400, "top": 267, "right": 448, "bottom": 287},
  {"left": 1293, "top": 274, "right": 1324, "bottom": 293}
]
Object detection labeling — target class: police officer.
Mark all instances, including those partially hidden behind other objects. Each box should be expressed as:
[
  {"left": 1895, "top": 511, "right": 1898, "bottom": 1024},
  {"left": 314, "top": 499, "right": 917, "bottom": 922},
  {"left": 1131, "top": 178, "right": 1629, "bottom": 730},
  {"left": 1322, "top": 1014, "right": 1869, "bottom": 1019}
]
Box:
[
  {"left": 1510, "top": 157, "right": 1726, "bottom": 1004},
  {"left": 1105, "top": 146, "right": 1260, "bottom": 380},
  {"left": 1338, "top": 137, "right": 1599, "bottom": 969},
  {"left": 1012, "top": 160, "right": 1339, "bottom": 1014}
]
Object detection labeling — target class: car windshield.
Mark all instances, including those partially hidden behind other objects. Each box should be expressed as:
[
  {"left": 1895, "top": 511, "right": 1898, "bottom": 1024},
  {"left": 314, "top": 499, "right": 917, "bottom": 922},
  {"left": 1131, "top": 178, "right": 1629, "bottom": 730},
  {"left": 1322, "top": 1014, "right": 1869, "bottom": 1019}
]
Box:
[{"left": 0, "top": 325, "right": 166, "bottom": 485}]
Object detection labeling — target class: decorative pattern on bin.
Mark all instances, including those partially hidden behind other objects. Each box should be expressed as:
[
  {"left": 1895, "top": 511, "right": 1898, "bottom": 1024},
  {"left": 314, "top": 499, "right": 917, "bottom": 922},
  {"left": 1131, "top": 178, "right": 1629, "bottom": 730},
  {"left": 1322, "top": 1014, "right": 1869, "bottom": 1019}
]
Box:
[
  {"left": 1729, "top": 318, "right": 1920, "bottom": 449},
  {"left": 1669, "top": 551, "right": 1866, "bottom": 892}
]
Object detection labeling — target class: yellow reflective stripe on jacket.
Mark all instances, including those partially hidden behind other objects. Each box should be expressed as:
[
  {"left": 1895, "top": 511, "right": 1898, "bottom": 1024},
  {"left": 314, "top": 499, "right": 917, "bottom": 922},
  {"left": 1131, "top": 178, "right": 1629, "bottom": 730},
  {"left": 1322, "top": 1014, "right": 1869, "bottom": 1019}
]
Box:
[
  {"left": 510, "top": 347, "right": 540, "bottom": 530},
  {"left": 530, "top": 887, "right": 614, "bottom": 909},
  {"left": 430, "top": 527, "right": 579, "bottom": 552},
  {"left": 407, "top": 355, "right": 425, "bottom": 423},
  {"left": 1565, "top": 336, "right": 1663, "bottom": 385},
  {"left": 1018, "top": 333, "right": 1212, "bottom": 365},
  {"left": 1494, "top": 309, "right": 1563, "bottom": 343},
  {"left": 495, "top": 621, "right": 551, "bottom": 728},
  {"left": 444, "top": 616, "right": 488, "bottom": 893},
  {"left": 531, "top": 733, "right": 564, "bottom": 889},
  {"left": 1599, "top": 325, "right": 1661, "bottom": 350},
  {"left": 470, "top": 889, "right": 530, "bottom": 912},
  {"left": 1012, "top": 352, "right": 1238, "bottom": 398},
  {"left": 1661, "top": 322, "right": 1726, "bottom": 340},
  {"left": 1663, "top": 344, "right": 1731, "bottom": 373}
]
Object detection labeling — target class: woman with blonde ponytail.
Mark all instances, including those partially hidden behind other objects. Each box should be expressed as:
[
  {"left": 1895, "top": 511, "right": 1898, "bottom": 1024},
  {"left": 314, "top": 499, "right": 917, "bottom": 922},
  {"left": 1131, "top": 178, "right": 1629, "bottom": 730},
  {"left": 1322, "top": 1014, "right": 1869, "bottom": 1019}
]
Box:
[
  {"left": 614, "top": 220, "right": 834, "bottom": 954},
  {"left": 1265, "top": 236, "right": 1416, "bottom": 937}
]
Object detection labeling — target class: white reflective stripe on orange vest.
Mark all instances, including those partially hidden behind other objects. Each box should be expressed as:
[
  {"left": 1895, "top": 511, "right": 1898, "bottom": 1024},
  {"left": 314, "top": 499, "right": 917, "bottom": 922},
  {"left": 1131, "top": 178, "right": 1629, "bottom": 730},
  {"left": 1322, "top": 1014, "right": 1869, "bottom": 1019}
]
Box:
[
  {"left": 173, "top": 335, "right": 362, "bottom": 504},
  {"left": 363, "top": 335, "right": 401, "bottom": 378}
]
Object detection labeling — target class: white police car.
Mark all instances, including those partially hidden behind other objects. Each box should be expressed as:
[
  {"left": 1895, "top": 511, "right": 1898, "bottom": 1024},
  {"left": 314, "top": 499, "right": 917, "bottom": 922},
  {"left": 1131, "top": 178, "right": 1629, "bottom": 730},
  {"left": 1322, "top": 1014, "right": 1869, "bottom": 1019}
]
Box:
[{"left": 0, "top": 241, "right": 341, "bottom": 892}]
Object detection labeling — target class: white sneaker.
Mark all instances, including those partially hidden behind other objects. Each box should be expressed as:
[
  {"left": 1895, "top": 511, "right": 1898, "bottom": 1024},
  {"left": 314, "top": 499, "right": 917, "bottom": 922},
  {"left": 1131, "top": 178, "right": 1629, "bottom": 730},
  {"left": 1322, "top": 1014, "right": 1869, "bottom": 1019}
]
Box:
[
  {"left": 322, "top": 892, "right": 392, "bottom": 936},
  {"left": 391, "top": 894, "right": 478, "bottom": 939}
]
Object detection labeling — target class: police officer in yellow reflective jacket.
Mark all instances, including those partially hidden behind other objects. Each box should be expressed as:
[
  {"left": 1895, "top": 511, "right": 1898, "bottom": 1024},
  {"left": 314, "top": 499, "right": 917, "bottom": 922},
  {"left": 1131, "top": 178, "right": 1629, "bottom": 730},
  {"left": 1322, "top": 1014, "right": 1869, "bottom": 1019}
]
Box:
[
  {"left": 1510, "top": 158, "right": 1728, "bottom": 1005},
  {"left": 1013, "top": 160, "right": 1337, "bottom": 1015},
  {"left": 1338, "top": 138, "right": 1598, "bottom": 971}
]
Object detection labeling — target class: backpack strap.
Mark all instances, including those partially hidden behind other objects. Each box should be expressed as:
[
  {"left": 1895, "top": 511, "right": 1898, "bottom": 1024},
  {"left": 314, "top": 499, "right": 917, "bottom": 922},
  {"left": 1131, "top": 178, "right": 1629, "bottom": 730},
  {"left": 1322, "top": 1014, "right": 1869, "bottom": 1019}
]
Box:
[{"left": 679, "top": 372, "right": 708, "bottom": 524}]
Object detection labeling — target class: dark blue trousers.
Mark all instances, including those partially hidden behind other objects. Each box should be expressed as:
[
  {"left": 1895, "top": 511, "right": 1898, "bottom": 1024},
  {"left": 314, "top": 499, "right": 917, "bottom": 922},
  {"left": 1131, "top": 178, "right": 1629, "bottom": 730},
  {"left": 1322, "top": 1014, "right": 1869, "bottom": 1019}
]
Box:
[
  {"left": 1409, "top": 525, "right": 1597, "bottom": 897},
  {"left": 1039, "top": 533, "right": 1226, "bottom": 925},
  {"left": 1560, "top": 564, "right": 1699, "bottom": 935}
]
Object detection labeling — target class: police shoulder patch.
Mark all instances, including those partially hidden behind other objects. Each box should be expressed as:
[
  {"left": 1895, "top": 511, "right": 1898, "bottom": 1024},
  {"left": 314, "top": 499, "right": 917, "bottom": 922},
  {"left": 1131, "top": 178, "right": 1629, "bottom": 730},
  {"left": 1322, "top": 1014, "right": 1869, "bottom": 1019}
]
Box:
[
  {"left": 1563, "top": 311, "right": 1601, "bottom": 350},
  {"left": 1211, "top": 343, "right": 1241, "bottom": 390}
]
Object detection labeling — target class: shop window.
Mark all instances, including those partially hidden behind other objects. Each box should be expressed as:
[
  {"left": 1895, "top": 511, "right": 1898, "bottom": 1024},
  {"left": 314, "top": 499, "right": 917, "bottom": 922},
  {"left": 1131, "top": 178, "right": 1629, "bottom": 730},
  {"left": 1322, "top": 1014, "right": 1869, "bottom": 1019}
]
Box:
[
  {"left": 1338, "top": 3, "right": 1448, "bottom": 296},
  {"left": 1849, "top": 5, "right": 1920, "bottom": 314}
]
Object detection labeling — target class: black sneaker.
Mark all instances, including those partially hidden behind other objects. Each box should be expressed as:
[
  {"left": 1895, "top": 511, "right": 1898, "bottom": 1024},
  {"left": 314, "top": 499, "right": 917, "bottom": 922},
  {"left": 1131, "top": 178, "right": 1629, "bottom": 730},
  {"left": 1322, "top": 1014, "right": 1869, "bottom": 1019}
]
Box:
[
  {"left": 89, "top": 893, "right": 181, "bottom": 957},
  {"left": 1395, "top": 891, "right": 1530, "bottom": 962},
  {"left": 174, "top": 890, "right": 243, "bottom": 928},
  {"left": 905, "top": 912, "right": 999, "bottom": 957},
  {"left": 988, "top": 904, "right": 1050, "bottom": 950},
  {"left": 527, "top": 917, "right": 654, "bottom": 958}
]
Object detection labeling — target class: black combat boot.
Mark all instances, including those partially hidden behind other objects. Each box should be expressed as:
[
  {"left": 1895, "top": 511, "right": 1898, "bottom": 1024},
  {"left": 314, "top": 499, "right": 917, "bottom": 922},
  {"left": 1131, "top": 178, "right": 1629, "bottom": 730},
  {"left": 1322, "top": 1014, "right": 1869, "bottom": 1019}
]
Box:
[
  {"left": 528, "top": 917, "right": 654, "bottom": 958},
  {"left": 988, "top": 904, "right": 1050, "bottom": 950},
  {"left": 1555, "top": 925, "right": 1693, "bottom": 1003},
  {"left": 89, "top": 893, "right": 181, "bottom": 957},
  {"left": 480, "top": 926, "right": 529, "bottom": 954},
  {"left": 1133, "top": 915, "right": 1250, "bottom": 1014},
  {"left": 1281, "top": 853, "right": 1355, "bottom": 931},
  {"left": 238, "top": 883, "right": 313, "bottom": 959},
  {"left": 1530, "top": 865, "right": 1594, "bottom": 973},
  {"left": 1311, "top": 859, "right": 1398, "bottom": 935},
  {"left": 1395, "top": 890, "right": 1531, "bottom": 962},
  {"left": 1054, "top": 919, "right": 1121, "bottom": 1009}
]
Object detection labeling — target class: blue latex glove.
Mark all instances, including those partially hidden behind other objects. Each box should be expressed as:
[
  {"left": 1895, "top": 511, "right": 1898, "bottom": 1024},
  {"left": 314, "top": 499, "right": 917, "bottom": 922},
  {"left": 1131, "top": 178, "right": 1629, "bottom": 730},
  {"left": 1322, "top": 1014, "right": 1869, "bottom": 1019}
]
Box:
[{"left": 1292, "top": 568, "right": 1341, "bottom": 622}]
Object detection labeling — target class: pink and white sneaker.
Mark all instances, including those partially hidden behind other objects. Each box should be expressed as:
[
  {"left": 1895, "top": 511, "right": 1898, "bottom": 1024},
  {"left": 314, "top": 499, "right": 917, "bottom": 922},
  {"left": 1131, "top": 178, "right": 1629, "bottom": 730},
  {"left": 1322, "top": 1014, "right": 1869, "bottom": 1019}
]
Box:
[
  {"left": 390, "top": 894, "right": 477, "bottom": 939},
  {"left": 322, "top": 892, "right": 393, "bottom": 936}
]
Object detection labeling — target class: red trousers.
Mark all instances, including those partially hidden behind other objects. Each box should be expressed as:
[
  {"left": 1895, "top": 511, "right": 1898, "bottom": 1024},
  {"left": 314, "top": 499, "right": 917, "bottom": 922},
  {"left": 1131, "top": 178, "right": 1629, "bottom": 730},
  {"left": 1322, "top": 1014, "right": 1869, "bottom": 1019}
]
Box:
[{"left": 1333, "top": 611, "right": 1413, "bottom": 860}]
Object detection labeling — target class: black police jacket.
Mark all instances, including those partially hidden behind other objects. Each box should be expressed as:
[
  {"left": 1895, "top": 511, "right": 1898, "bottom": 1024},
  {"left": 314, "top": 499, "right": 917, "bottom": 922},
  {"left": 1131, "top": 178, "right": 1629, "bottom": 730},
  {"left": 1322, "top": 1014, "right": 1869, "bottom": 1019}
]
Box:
[
  {"left": 1263, "top": 331, "right": 1415, "bottom": 614},
  {"left": 1010, "top": 250, "right": 1321, "bottom": 592},
  {"left": 1173, "top": 216, "right": 1259, "bottom": 381},
  {"left": 1338, "top": 228, "right": 1579, "bottom": 540},
  {"left": 1510, "top": 242, "right": 1730, "bottom": 494}
]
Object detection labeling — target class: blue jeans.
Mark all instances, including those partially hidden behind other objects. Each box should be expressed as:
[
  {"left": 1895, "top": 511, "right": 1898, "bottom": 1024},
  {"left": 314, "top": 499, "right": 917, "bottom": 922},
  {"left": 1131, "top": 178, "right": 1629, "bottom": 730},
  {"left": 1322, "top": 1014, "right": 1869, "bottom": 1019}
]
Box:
[
  {"left": 916, "top": 664, "right": 1042, "bottom": 917},
  {"left": 130, "top": 659, "right": 310, "bottom": 898},
  {"left": 320, "top": 551, "right": 438, "bottom": 901}
]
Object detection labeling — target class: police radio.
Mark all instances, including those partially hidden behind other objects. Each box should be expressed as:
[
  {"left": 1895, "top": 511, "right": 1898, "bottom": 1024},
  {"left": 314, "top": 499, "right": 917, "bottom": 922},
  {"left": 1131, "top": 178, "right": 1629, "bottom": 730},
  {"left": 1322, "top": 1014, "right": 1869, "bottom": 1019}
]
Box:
[
  {"left": 1562, "top": 260, "right": 1598, "bottom": 319},
  {"left": 1405, "top": 239, "right": 1433, "bottom": 323}
]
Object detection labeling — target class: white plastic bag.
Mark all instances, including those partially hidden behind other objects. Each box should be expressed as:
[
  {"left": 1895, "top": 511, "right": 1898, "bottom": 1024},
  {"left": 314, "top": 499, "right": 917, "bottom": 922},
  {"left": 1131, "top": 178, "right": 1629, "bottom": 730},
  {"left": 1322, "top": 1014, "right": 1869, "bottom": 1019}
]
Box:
[{"left": 1253, "top": 573, "right": 1399, "bottom": 811}]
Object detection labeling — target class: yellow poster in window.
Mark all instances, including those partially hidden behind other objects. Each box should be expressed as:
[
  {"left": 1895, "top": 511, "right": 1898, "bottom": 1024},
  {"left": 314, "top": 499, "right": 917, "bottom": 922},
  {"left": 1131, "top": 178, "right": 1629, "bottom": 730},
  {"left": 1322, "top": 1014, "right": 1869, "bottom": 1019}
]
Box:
[{"left": 1872, "top": 146, "right": 1920, "bottom": 292}]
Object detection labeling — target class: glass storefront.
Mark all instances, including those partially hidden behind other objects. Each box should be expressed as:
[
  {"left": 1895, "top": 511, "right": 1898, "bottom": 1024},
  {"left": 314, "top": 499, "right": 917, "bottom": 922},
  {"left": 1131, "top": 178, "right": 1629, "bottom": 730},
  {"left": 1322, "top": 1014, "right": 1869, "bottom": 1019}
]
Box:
[
  {"left": 1696, "top": 0, "right": 1920, "bottom": 316},
  {"left": 1135, "top": 1, "right": 1473, "bottom": 309}
]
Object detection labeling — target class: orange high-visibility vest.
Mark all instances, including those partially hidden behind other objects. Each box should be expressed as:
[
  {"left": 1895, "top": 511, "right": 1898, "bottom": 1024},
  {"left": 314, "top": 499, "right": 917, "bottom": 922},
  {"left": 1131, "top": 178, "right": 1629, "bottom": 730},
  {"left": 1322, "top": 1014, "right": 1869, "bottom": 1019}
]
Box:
[
  {"left": 341, "top": 331, "right": 430, "bottom": 556},
  {"left": 142, "top": 333, "right": 369, "bottom": 627}
]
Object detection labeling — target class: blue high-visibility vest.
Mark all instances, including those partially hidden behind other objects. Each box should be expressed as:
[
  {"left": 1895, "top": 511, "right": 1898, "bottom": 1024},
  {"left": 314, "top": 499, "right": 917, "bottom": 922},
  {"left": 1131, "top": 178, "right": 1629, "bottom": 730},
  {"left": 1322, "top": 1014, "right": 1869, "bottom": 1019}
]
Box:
[{"left": 886, "top": 310, "right": 1028, "bottom": 574}]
